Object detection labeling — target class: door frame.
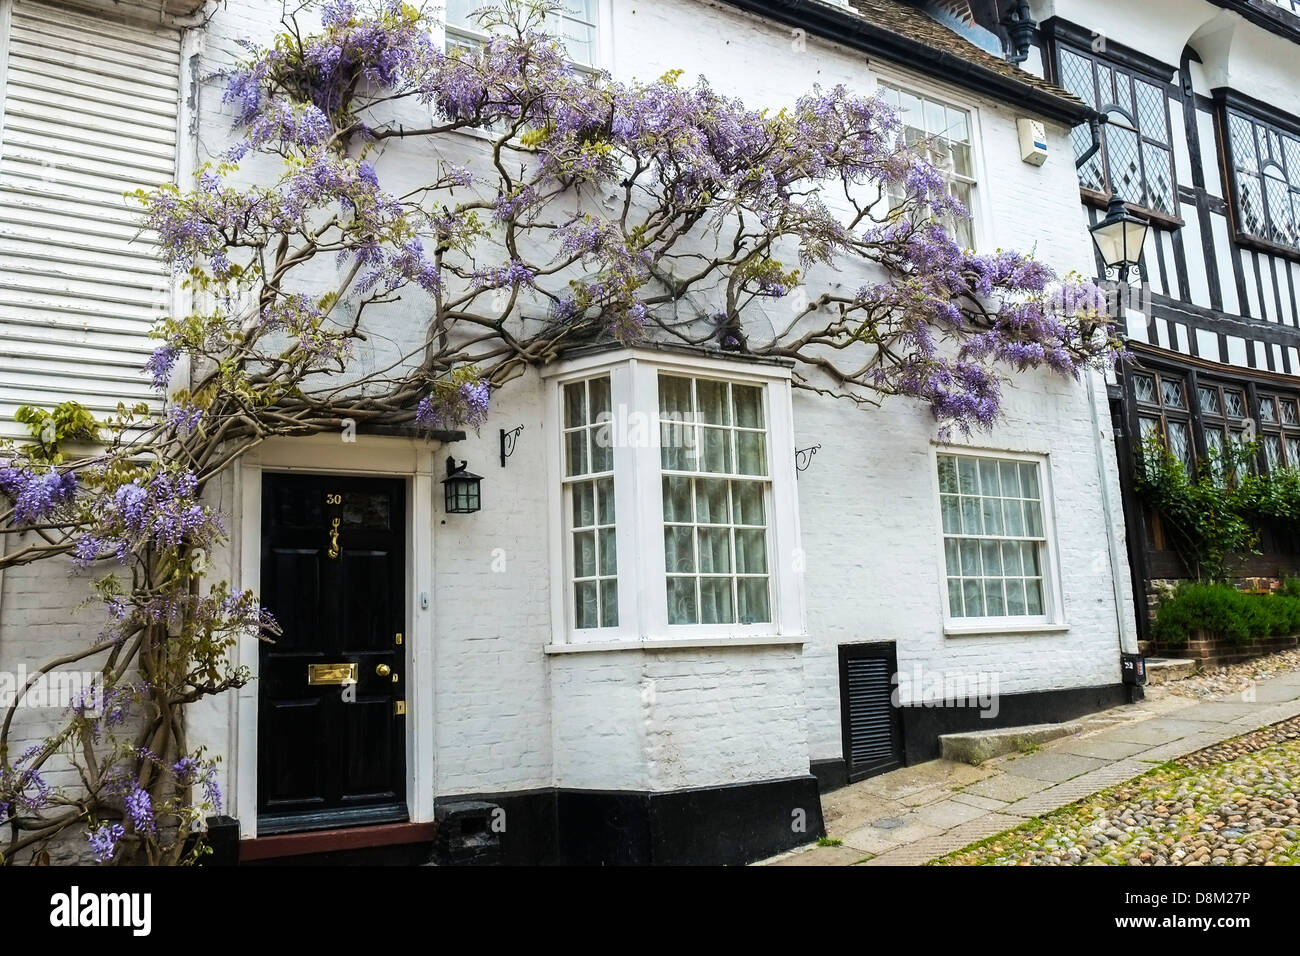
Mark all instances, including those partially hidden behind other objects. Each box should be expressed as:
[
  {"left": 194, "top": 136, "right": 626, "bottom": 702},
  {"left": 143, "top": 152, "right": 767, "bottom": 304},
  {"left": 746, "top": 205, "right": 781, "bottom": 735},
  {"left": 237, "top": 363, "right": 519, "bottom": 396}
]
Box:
[{"left": 226, "top": 433, "right": 440, "bottom": 839}]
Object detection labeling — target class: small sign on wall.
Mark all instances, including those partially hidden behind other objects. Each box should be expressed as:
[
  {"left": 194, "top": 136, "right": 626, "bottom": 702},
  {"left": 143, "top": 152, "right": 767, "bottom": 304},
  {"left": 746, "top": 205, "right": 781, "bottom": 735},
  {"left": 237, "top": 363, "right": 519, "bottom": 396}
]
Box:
[{"left": 1017, "top": 118, "right": 1048, "bottom": 166}]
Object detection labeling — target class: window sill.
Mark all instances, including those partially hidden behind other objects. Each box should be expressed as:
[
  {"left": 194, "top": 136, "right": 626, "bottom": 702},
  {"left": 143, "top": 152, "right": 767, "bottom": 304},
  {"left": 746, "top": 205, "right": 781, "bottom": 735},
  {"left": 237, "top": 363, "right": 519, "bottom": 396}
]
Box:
[
  {"left": 545, "top": 635, "right": 806, "bottom": 654},
  {"left": 944, "top": 622, "right": 1070, "bottom": 637}
]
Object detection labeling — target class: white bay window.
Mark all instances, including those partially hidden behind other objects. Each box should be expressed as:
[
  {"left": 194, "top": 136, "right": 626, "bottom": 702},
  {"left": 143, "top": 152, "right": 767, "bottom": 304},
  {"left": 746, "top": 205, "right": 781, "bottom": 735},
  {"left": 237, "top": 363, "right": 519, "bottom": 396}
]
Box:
[{"left": 546, "top": 350, "right": 804, "bottom": 646}]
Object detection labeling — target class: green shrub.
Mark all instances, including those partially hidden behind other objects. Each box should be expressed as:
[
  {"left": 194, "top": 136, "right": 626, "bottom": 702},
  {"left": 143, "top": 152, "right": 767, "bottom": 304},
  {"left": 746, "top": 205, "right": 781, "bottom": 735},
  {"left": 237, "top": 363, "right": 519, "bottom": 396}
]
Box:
[{"left": 1153, "top": 582, "right": 1300, "bottom": 645}]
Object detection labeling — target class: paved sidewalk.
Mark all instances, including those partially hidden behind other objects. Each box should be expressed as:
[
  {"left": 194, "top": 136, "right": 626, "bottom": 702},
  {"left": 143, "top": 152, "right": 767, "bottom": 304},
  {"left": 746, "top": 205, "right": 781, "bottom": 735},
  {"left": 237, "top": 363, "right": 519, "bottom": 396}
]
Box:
[{"left": 761, "top": 667, "right": 1300, "bottom": 866}]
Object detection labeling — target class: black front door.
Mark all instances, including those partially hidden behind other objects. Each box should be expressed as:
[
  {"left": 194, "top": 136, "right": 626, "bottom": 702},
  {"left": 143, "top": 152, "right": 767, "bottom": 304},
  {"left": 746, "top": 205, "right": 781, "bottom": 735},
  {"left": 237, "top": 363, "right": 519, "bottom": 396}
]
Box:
[{"left": 258, "top": 474, "right": 407, "bottom": 833}]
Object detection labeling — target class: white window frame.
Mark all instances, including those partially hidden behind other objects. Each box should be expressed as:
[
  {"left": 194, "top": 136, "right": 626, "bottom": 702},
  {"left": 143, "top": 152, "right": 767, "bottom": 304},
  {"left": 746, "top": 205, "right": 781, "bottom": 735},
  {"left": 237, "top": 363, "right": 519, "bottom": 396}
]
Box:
[
  {"left": 544, "top": 348, "right": 805, "bottom": 647},
  {"left": 870, "top": 68, "right": 990, "bottom": 253},
  {"left": 930, "top": 444, "right": 1067, "bottom": 636},
  {"left": 441, "top": 0, "right": 612, "bottom": 71}
]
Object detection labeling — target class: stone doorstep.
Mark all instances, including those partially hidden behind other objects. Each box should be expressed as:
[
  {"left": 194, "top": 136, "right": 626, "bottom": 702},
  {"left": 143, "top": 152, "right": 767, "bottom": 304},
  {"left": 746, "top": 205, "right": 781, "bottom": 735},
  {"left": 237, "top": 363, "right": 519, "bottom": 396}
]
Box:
[
  {"left": 1145, "top": 657, "right": 1197, "bottom": 686},
  {"left": 939, "top": 721, "right": 1083, "bottom": 765}
]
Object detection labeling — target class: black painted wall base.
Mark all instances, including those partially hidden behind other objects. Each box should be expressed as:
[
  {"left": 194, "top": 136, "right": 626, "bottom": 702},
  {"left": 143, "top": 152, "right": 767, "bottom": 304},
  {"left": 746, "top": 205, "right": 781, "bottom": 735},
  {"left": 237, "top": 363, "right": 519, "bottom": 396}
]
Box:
[
  {"left": 435, "top": 775, "right": 823, "bottom": 865},
  {"left": 815, "top": 682, "right": 1135, "bottom": 792}
]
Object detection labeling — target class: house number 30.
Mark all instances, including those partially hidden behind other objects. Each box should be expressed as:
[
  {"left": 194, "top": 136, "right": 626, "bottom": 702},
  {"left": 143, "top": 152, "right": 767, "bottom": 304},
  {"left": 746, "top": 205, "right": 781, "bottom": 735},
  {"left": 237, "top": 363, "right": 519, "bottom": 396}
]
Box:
[{"left": 326, "top": 493, "right": 342, "bottom": 504}]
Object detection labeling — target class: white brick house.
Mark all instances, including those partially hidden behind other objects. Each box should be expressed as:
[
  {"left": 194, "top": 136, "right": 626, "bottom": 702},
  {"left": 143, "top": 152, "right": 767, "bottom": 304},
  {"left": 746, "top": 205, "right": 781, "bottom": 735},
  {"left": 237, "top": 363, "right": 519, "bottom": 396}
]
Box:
[{"left": 0, "top": 0, "right": 1144, "bottom": 865}]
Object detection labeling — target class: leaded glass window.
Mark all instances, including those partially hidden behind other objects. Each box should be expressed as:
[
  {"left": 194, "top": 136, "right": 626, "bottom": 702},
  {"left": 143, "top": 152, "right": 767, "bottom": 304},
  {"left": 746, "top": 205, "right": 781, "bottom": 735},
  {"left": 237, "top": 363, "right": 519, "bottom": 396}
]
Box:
[{"left": 1056, "top": 46, "right": 1177, "bottom": 215}]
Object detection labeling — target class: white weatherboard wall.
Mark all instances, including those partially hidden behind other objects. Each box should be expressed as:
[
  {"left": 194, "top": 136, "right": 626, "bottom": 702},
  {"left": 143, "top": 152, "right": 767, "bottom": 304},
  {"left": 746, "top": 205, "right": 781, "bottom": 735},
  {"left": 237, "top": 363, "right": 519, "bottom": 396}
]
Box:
[{"left": 0, "top": 0, "right": 178, "bottom": 438}]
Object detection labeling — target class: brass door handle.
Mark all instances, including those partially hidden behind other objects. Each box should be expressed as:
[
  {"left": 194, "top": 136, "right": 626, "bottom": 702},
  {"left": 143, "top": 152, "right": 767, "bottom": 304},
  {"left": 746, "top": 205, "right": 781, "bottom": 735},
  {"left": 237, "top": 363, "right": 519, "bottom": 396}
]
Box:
[{"left": 375, "top": 663, "right": 391, "bottom": 677}]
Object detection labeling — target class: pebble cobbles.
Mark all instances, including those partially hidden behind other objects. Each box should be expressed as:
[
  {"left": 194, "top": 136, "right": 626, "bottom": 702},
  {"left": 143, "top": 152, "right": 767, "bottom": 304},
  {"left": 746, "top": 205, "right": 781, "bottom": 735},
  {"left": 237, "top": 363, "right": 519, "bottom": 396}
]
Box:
[
  {"left": 1165, "top": 649, "right": 1300, "bottom": 700},
  {"left": 934, "top": 716, "right": 1300, "bottom": 866}
]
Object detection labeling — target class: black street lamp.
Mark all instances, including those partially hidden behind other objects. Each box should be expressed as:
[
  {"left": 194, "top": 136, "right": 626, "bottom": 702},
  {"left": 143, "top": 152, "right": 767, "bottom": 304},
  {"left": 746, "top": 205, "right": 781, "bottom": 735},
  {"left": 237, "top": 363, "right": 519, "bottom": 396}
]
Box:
[
  {"left": 1089, "top": 194, "right": 1150, "bottom": 284},
  {"left": 442, "top": 456, "right": 482, "bottom": 514}
]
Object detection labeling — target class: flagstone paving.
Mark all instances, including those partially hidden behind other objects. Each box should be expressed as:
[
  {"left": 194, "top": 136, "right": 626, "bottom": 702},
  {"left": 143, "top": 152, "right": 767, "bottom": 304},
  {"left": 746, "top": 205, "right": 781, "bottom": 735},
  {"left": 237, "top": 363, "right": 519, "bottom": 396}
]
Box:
[{"left": 760, "top": 655, "right": 1300, "bottom": 867}]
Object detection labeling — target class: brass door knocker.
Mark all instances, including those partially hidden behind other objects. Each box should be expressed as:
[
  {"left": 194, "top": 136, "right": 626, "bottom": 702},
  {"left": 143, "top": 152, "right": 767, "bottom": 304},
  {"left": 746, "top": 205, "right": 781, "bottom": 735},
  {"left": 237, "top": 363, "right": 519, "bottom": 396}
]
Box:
[{"left": 327, "top": 516, "right": 341, "bottom": 559}]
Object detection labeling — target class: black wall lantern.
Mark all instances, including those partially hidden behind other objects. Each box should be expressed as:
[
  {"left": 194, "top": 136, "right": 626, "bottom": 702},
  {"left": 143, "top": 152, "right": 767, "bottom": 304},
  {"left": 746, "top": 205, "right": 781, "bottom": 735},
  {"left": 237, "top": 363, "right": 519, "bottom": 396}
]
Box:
[
  {"left": 443, "top": 456, "right": 482, "bottom": 514},
  {"left": 1089, "top": 194, "right": 1150, "bottom": 283}
]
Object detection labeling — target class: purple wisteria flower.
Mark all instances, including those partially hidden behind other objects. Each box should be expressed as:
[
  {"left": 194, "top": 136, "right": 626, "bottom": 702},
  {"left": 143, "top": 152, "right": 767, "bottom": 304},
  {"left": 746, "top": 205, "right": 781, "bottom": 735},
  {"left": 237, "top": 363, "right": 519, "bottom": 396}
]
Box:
[
  {"left": 124, "top": 787, "right": 155, "bottom": 834},
  {"left": 144, "top": 344, "right": 179, "bottom": 391},
  {"left": 87, "top": 822, "right": 126, "bottom": 863},
  {"left": 0, "top": 467, "right": 77, "bottom": 524}
]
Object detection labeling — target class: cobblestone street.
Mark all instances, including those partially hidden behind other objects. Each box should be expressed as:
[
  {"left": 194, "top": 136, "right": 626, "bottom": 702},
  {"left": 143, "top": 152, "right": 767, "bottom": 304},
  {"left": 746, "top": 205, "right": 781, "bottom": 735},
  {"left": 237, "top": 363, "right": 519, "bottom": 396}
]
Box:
[
  {"left": 762, "top": 652, "right": 1300, "bottom": 866},
  {"left": 936, "top": 716, "right": 1300, "bottom": 865}
]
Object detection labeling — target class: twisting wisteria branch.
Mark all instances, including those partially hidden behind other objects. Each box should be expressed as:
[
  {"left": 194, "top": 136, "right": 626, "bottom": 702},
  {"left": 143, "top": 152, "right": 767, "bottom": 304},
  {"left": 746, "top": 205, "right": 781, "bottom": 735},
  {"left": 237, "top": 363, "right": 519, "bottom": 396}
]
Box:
[{"left": 0, "top": 0, "right": 1117, "bottom": 864}]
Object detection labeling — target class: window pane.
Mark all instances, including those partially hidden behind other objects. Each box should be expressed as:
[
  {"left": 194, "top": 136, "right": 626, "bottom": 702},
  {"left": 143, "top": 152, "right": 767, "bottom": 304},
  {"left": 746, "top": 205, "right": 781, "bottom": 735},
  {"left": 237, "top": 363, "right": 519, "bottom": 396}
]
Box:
[
  {"left": 1197, "top": 386, "right": 1221, "bottom": 416},
  {"left": 1019, "top": 462, "right": 1040, "bottom": 499},
  {"left": 1133, "top": 373, "right": 1157, "bottom": 404},
  {"left": 1021, "top": 541, "right": 1041, "bottom": 575},
  {"left": 659, "top": 375, "right": 692, "bottom": 416},
  {"left": 573, "top": 480, "right": 595, "bottom": 527},
  {"left": 699, "top": 427, "right": 731, "bottom": 473},
  {"left": 941, "top": 494, "right": 961, "bottom": 534},
  {"left": 1002, "top": 498, "right": 1025, "bottom": 536},
  {"left": 1225, "top": 390, "right": 1246, "bottom": 418},
  {"left": 960, "top": 496, "right": 982, "bottom": 534},
  {"left": 660, "top": 421, "right": 693, "bottom": 470},
  {"left": 733, "top": 481, "right": 765, "bottom": 526},
  {"left": 591, "top": 430, "right": 612, "bottom": 472},
  {"left": 598, "top": 528, "right": 617, "bottom": 575},
  {"left": 980, "top": 539, "right": 1003, "bottom": 576},
  {"left": 733, "top": 384, "right": 763, "bottom": 428},
  {"left": 735, "top": 529, "right": 767, "bottom": 574},
  {"left": 938, "top": 455, "right": 958, "bottom": 493},
  {"left": 565, "top": 382, "right": 587, "bottom": 428},
  {"left": 696, "top": 479, "right": 730, "bottom": 524},
  {"left": 1002, "top": 540, "right": 1023, "bottom": 575},
  {"left": 573, "top": 530, "right": 596, "bottom": 577},
  {"left": 565, "top": 429, "right": 588, "bottom": 476},
  {"left": 662, "top": 476, "right": 692, "bottom": 522},
  {"left": 698, "top": 528, "right": 732, "bottom": 573},
  {"left": 947, "top": 578, "right": 964, "bottom": 617},
  {"left": 1259, "top": 397, "right": 1277, "bottom": 422},
  {"left": 575, "top": 581, "right": 598, "bottom": 629},
  {"left": 1160, "top": 377, "right": 1187, "bottom": 408},
  {"left": 1287, "top": 438, "right": 1300, "bottom": 467},
  {"left": 1166, "top": 421, "right": 1192, "bottom": 468},
  {"left": 597, "top": 476, "right": 615, "bottom": 523},
  {"left": 998, "top": 461, "right": 1021, "bottom": 497},
  {"left": 962, "top": 578, "right": 985, "bottom": 617},
  {"left": 957, "top": 457, "right": 980, "bottom": 494},
  {"left": 1024, "top": 499, "right": 1043, "bottom": 537},
  {"left": 1025, "top": 579, "right": 1045, "bottom": 615},
  {"left": 664, "top": 527, "right": 695, "bottom": 573},
  {"left": 667, "top": 577, "right": 697, "bottom": 625},
  {"left": 697, "top": 380, "right": 730, "bottom": 425},
  {"left": 1005, "top": 578, "right": 1027, "bottom": 615},
  {"left": 599, "top": 580, "right": 618, "bottom": 628},
  {"left": 978, "top": 458, "right": 1001, "bottom": 496},
  {"left": 700, "top": 578, "right": 735, "bottom": 624},
  {"left": 736, "top": 431, "right": 767, "bottom": 476},
  {"left": 1265, "top": 435, "right": 1283, "bottom": 470},
  {"left": 737, "top": 577, "right": 770, "bottom": 625},
  {"left": 944, "top": 539, "right": 961, "bottom": 576},
  {"left": 959, "top": 539, "right": 982, "bottom": 576},
  {"left": 983, "top": 579, "right": 1006, "bottom": 616},
  {"left": 981, "top": 496, "right": 1004, "bottom": 535},
  {"left": 589, "top": 375, "right": 611, "bottom": 419},
  {"left": 1282, "top": 400, "right": 1299, "bottom": 426}
]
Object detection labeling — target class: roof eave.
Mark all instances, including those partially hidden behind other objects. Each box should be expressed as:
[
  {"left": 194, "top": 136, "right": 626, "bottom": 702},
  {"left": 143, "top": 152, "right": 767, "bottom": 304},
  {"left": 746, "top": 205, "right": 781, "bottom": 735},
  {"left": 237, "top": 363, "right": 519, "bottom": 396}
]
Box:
[{"left": 716, "top": 0, "right": 1097, "bottom": 127}]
